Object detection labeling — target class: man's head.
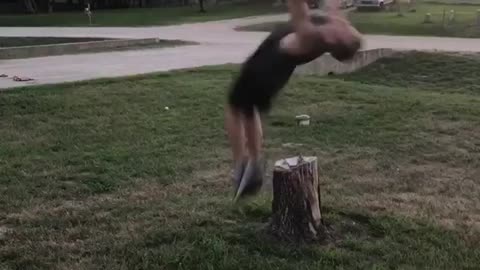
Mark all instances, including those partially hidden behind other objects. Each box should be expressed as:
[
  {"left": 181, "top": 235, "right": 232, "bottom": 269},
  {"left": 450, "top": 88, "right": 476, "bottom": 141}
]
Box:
[
  {"left": 326, "top": 18, "right": 363, "bottom": 62},
  {"left": 330, "top": 36, "right": 362, "bottom": 61},
  {"left": 305, "top": 14, "right": 363, "bottom": 61}
]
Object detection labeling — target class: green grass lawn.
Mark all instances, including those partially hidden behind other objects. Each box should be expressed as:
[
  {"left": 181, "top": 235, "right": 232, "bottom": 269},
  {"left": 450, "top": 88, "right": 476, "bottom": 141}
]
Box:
[
  {"left": 1, "top": 52, "right": 480, "bottom": 269},
  {"left": 350, "top": 2, "right": 480, "bottom": 37},
  {"left": 239, "top": 2, "right": 480, "bottom": 38},
  {"left": 0, "top": 2, "right": 285, "bottom": 27}
]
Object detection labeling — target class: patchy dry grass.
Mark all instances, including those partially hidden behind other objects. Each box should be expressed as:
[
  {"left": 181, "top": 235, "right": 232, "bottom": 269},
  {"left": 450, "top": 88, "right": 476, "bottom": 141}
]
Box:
[
  {"left": 349, "top": 2, "right": 480, "bottom": 38},
  {"left": 238, "top": 3, "right": 480, "bottom": 38},
  {"left": 1, "top": 52, "right": 480, "bottom": 269},
  {"left": 334, "top": 51, "right": 480, "bottom": 232}
]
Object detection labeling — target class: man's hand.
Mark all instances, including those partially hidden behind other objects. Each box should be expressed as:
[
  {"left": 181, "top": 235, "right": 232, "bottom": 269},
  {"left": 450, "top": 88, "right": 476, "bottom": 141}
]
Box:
[{"left": 287, "top": 0, "right": 311, "bottom": 31}]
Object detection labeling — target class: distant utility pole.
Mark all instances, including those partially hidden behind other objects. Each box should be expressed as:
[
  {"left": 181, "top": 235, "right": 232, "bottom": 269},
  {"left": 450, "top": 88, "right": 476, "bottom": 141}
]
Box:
[{"left": 85, "top": 3, "right": 93, "bottom": 25}]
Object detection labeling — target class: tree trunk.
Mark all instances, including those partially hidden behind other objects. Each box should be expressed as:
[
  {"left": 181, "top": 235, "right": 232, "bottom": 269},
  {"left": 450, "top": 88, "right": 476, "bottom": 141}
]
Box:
[
  {"left": 37, "top": 0, "right": 50, "bottom": 12},
  {"left": 269, "top": 156, "right": 325, "bottom": 242},
  {"left": 408, "top": 0, "right": 416, "bottom": 12},
  {"left": 396, "top": 0, "right": 404, "bottom": 17},
  {"left": 199, "top": 0, "right": 206, "bottom": 12},
  {"left": 48, "top": 0, "right": 54, "bottom": 13},
  {"left": 22, "top": 0, "right": 37, "bottom": 13}
]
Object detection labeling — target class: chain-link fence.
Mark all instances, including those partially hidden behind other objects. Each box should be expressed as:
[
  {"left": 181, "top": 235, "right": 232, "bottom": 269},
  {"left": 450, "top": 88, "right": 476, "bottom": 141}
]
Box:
[{"left": 416, "top": 2, "right": 480, "bottom": 37}]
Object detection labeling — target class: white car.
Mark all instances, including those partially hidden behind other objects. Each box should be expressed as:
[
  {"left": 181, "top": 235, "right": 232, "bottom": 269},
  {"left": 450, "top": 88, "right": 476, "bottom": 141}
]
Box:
[
  {"left": 355, "top": 0, "right": 394, "bottom": 10},
  {"left": 341, "top": 0, "right": 355, "bottom": 8},
  {"left": 308, "top": 0, "right": 354, "bottom": 9}
]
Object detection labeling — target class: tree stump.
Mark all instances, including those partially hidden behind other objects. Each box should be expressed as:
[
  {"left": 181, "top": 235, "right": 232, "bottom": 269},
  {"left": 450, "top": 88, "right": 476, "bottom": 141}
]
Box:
[{"left": 269, "top": 156, "right": 325, "bottom": 242}]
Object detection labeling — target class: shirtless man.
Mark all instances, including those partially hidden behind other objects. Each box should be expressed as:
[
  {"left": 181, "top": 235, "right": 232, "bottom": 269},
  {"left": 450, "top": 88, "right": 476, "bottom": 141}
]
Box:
[{"left": 226, "top": 0, "right": 362, "bottom": 201}]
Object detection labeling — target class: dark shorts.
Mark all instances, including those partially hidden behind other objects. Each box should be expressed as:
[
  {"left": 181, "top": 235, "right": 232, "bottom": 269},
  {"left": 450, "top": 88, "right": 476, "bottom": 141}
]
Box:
[
  {"left": 227, "top": 20, "right": 329, "bottom": 118},
  {"left": 228, "top": 36, "right": 297, "bottom": 118}
]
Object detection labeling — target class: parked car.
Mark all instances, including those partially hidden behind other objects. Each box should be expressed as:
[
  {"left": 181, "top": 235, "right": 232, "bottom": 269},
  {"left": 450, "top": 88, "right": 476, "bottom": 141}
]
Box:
[
  {"left": 341, "top": 0, "right": 355, "bottom": 8},
  {"left": 308, "top": 0, "right": 355, "bottom": 9},
  {"left": 355, "top": 0, "right": 394, "bottom": 10}
]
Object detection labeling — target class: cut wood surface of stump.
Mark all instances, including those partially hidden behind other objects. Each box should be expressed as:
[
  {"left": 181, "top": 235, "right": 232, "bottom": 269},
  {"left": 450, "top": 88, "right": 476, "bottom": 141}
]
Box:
[{"left": 269, "top": 156, "right": 324, "bottom": 242}]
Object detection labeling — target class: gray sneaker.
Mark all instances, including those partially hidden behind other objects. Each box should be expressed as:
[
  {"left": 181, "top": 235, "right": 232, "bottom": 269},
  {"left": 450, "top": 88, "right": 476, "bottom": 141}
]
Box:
[
  {"left": 234, "top": 159, "right": 264, "bottom": 202},
  {"left": 231, "top": 160, "right": 247, "bottom": 194}
]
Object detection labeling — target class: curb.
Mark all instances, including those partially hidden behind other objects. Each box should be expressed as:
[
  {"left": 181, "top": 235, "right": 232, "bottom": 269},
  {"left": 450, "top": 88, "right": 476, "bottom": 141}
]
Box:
[{"left": 0, "top": 38, "right": 161, "bottom": 59}]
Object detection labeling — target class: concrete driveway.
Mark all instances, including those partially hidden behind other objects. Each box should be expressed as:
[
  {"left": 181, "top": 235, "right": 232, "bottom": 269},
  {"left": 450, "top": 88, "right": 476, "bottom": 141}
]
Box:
[{"left": 1, "top": 13, "right": 480, "bottom": 89}]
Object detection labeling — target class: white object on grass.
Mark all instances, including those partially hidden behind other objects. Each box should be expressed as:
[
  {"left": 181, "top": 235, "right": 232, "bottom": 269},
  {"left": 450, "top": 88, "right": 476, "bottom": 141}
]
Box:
[{"left": 295, "top": 114, "right": 310, "bottom": 126}]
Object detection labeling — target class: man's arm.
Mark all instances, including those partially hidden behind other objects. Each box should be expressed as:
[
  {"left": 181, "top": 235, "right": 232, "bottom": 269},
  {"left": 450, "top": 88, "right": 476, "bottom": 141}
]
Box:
[
  {"left": 285, "top": 0, "right": 318, "bottom": 53},
  {"left": 286, "top": 0, "right": 311, "bottom": 31},
  {"left": 286, "top": 0, "right": 344, "bottom": 42}
]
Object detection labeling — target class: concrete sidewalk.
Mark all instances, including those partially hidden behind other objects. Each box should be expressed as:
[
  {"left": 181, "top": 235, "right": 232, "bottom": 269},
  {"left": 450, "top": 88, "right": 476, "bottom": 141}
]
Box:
[
  {"left": 2, "top": 13, "right": 480, "bottom": 89},
  {"left": 0, "top": 43, "right": 255, "bottom": 89}
]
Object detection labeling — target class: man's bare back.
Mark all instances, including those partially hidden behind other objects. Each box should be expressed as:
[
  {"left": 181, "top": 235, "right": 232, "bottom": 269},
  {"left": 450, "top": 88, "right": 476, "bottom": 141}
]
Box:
[{"left": 280, "top": 0, "right": 362, "bottom": 59}]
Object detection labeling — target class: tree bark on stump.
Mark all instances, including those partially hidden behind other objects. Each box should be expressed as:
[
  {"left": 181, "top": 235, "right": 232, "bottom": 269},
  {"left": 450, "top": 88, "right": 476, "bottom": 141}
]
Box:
[{"left": 269, "top": 156, "right": 324, "bottom": 242}]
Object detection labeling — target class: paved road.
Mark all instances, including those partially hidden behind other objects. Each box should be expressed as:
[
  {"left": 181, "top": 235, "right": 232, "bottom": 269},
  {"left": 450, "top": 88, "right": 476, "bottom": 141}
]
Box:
[{"left": 2, "top": 13, "right": 480, "bottom": 89}]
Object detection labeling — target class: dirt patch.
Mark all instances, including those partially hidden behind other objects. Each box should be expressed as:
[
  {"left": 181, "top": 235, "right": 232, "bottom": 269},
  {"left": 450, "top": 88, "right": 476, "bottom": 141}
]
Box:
[{"left": 324, "top": 156, "right": 480, "bottom": 233}]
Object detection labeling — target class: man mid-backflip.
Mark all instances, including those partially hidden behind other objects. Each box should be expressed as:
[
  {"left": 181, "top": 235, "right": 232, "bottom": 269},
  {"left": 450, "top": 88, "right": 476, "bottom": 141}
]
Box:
[{"left": 225, "top": 0, "right": 363, "bottom": 201}]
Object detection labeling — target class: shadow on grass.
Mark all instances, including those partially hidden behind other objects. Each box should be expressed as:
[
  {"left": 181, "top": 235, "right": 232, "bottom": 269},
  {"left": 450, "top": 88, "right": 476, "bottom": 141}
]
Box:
[{"left": 113, "top": 203, "right": 479, "bottom": 270}]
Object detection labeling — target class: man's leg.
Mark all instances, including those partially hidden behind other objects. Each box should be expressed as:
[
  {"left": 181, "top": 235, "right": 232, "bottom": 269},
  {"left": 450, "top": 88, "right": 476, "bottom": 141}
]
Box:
[
  {"left": 224, "top": 105, "right": 265, "bottom": 201},
  {"left": 225, "top": 95, "right": 265, "bottom": 198},
  {"left": 230, "top": 108, "right": 264, "bottom": 200},
  {"left": 225, "top": 105, "right": 247, "bottom": 165},
  {"left": 225, "top": 105, "right": 249, "bottom": 189},
  {"left": 225, "top": 106, "right": 263, "bottom": 164},
  {"left": 243, "top": 108, "right": 263, "bottom": 161}
]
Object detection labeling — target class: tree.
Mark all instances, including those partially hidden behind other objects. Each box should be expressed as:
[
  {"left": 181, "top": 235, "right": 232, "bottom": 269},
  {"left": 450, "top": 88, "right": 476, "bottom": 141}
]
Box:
[
  {"left": 408, "top": 0, "right": 417, "bottom": 12},
  {"left": 48, "top": 0, "right": 54, "bottom": 13},
  {"left": 396, "top": 0, "right": 404, "bottom": 17},
  {"left": 20, "top": 0, "right": 38, "bottom": 13},
  {"left": 198, "top": 0, "right": 206, "bottom": 12}
]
